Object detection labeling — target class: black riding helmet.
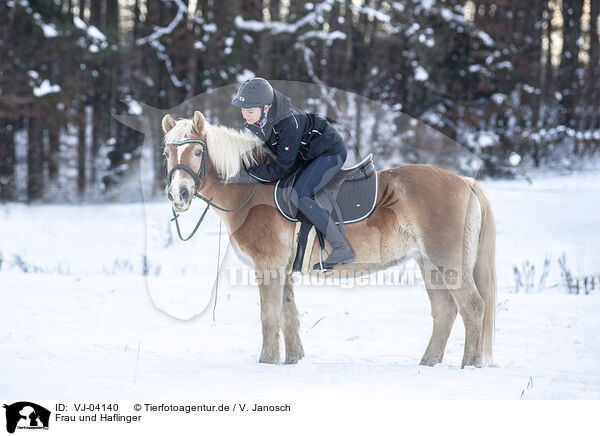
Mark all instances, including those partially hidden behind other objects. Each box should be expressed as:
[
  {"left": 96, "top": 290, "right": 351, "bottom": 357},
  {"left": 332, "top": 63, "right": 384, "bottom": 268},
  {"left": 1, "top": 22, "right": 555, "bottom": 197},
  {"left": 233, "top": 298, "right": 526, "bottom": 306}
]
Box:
[{"left": 231, "top": 77, "right": 274, "bottom": 109}]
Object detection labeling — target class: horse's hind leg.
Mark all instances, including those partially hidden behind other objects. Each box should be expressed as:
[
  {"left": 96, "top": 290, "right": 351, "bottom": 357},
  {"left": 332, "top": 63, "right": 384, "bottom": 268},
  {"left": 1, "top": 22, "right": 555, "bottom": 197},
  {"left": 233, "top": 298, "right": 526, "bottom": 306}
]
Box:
[
  {"left": 450, "top": 275, "right": 485, "bottom": 368},
  {"left": 281, "top": 273, "right": 305, "bottom": 364},
  {"left": 418, "top": 259, "right": 458, "bottom": 366},
  {"left": 421, "top": 288, "right": 458, "bottom": 366},
  {"left": 419, "top": 256, "right": 484, "bottom": 368}
]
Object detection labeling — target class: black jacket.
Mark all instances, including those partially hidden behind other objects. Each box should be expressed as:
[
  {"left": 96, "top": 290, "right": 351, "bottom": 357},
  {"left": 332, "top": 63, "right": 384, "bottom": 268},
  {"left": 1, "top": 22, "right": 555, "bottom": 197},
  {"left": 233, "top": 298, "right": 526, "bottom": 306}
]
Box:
[{"left": 245, "top": 90, "right": 345, "bottom": 182}]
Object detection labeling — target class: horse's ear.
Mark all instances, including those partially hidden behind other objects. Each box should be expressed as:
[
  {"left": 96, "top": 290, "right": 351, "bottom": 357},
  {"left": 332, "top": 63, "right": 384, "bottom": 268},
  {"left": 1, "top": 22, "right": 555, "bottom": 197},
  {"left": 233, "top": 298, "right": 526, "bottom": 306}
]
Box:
[
  {"left": 162, "top": 114, "right": 176, "bottom": 134},
  {"left": 192, "top": 111, "right": 206, "bottom": 136}
]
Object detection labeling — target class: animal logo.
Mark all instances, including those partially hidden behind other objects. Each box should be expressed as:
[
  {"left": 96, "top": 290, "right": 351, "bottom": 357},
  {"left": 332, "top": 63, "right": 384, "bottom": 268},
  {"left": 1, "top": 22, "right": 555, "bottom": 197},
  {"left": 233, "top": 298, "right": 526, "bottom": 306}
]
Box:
[{"left": 3, "top": 402, "right": 50, "bottom": 434}]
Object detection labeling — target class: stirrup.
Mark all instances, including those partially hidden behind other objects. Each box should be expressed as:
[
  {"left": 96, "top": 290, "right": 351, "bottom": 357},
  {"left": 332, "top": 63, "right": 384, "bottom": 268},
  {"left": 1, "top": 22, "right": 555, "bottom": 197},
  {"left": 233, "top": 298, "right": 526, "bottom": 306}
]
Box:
[{"left": 315, "top": 246, "right": 333, "bottom": 273}]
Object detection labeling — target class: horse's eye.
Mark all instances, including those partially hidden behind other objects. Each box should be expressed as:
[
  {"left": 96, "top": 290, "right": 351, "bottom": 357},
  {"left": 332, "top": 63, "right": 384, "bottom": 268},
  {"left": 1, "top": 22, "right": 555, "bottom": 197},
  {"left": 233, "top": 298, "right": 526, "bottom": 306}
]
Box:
[{"left": 194, "top": 149, "right": 202, "bottom": 157}]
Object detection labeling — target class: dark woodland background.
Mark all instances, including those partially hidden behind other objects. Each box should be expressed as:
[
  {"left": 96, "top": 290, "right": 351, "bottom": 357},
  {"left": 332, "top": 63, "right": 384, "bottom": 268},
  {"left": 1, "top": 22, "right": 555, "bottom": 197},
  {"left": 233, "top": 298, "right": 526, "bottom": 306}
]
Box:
[{"left": 1, "top": 0, "right": 598, "bottom": 202}]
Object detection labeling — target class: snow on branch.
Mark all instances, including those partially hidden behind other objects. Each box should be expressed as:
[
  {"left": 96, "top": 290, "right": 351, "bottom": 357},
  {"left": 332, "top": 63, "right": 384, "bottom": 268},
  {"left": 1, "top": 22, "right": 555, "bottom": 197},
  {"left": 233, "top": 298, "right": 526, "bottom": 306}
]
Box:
[
  {"left": 135, "top": 0, "right": 206, "bottom": 89},
  {"left": 298, "top": 30, "right": 346, "bottom": 44},
  {"left": 7, "top": 0, "right": 61, "bottom": 38},
  {"left": 234, "top": 0, "right": 336, "bottom": 35},
  {"left": 149, "top": 39, "right": 188, "bottom": 89},
  {"left": 235, "top": 0, "right": 352, "bottom": 89},
  {"left": 135, "top": 0, "right": 209, "bottom": 45},
  {"left": 136, "top": 0, "right": 185, "bottom": 46}
]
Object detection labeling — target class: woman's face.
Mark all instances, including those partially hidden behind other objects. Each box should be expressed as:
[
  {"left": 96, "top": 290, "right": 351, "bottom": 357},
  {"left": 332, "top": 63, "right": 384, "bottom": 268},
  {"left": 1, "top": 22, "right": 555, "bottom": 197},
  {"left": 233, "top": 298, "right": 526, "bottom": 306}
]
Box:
[{"left": 241, "top": 105, "right": 268, "bottom": 124}]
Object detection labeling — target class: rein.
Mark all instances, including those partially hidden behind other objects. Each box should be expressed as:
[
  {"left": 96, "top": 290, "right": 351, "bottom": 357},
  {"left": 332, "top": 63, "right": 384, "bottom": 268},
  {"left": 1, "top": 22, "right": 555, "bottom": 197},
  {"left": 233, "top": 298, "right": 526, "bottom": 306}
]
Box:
[{"left": 165, "top": 139, "right": 258, "bottom": 241}]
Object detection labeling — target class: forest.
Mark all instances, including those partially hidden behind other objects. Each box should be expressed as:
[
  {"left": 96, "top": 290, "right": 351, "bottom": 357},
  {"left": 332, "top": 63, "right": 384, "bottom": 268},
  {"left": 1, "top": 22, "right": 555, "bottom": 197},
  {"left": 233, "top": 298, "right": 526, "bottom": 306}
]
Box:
[{"left": 1, "top": 0, "right": 598, "bottom": 202}]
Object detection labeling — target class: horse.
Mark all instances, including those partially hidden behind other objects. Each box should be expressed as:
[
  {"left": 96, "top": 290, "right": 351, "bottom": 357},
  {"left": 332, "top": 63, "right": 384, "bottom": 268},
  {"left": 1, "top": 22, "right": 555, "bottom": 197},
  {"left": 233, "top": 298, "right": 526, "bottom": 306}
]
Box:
[{"left": 161, "top": 110, "right": 497, "bottom": 368}]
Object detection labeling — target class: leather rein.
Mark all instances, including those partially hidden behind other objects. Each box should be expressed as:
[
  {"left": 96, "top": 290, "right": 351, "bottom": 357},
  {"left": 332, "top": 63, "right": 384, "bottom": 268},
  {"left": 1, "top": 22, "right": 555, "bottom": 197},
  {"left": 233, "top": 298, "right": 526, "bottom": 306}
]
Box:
[{"left": 166, "top": 139, "right": 258, "bottom": 241}]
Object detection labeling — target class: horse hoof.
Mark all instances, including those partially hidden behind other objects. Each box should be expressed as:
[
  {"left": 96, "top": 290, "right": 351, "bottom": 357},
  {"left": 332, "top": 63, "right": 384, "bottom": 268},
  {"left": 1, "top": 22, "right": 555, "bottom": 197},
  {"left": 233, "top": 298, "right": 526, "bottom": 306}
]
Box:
[
  {"left": 258, "top": 353, "right": 280, "bottom": 364},
  {"left": 419, "top": 357, "right": 439, "bottom": 367},
  {"left": 284, "top": 349, "right": 305, "bottom": 365},
  {"left": 460, "top": 358, "right": 483, "bottom": 368}
]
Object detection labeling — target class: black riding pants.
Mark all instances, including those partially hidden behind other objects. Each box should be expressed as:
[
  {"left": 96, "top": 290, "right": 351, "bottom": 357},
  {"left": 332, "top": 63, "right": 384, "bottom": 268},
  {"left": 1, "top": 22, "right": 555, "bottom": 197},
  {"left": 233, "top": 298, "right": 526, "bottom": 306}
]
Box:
[{"left": 291, "top": 148, "right": 347, "bottom": 232}]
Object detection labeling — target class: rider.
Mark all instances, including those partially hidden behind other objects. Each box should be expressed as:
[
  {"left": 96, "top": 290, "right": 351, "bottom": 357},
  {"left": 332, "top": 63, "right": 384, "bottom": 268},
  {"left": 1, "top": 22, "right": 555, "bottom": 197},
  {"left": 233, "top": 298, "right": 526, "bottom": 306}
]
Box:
[{"left": 232, "top": 77, "right": 355, "bottom": 270}]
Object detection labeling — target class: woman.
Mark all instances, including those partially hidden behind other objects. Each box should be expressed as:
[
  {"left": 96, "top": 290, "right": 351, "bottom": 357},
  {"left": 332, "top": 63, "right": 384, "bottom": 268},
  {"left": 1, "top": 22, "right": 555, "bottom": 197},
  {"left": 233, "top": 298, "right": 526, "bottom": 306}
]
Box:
[{"left": 232, "top": 77, "right": 355, "bottom": 270}]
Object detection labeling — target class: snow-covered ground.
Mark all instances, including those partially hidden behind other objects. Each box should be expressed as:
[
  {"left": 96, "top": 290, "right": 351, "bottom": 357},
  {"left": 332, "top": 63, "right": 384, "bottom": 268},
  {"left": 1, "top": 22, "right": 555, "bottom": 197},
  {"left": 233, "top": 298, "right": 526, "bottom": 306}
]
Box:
[{"left": 1, "top": 170, "right": 599, "bottom": 401}]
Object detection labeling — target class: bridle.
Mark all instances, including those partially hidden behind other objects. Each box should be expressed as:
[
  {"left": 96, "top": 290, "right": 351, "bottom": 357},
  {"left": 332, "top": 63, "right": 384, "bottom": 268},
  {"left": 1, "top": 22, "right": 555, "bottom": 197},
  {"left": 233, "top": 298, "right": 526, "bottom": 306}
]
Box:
[
  {"left": 165, "top": 138, "right": 259, "bottom": 241},
  {"left": 167, "top": 139, "right": 206, "bottom": 191}
]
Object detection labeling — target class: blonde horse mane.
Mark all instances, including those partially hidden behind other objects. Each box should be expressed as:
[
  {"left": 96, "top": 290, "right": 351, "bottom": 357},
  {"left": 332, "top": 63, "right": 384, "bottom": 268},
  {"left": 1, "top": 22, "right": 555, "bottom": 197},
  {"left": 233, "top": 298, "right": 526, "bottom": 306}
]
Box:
[{"left": 163, "top": 118, "right": 271, "bottom": 180}]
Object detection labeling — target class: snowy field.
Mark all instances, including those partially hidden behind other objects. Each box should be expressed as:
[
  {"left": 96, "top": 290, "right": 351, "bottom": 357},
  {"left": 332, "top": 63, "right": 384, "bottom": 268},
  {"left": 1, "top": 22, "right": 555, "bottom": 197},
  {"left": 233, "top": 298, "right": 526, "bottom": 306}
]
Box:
[{"left": 1, "top": 170, "right": 599, "bottom": 402}]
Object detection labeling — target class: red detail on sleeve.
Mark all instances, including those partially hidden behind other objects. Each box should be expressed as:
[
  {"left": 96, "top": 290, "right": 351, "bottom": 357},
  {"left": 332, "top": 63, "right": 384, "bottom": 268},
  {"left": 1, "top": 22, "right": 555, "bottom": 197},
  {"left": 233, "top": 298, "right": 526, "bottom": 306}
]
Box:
[{"left": 284, "top": 146, "right": 289, "bottom": 151}]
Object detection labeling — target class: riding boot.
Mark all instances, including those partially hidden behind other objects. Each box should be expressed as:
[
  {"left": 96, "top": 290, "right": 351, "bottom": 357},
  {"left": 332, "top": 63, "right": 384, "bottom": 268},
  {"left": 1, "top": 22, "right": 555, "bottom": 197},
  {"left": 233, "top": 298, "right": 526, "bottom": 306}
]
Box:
[{"left": 297, "top": 197, "right": 355, "bottom": 270}]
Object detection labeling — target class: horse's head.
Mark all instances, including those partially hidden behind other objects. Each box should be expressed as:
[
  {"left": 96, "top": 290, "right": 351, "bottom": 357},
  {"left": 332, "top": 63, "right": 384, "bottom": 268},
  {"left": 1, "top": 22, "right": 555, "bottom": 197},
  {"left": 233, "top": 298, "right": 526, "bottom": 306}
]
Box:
[{"left": 162, "top": 111, "right": 207, "bottom": 212}]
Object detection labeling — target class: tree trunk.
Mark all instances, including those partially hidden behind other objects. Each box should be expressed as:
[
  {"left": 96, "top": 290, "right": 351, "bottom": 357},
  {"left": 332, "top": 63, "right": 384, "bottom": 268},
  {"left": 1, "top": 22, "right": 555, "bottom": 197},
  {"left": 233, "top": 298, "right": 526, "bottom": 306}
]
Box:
[
  {"left": 90, "top": 0, "right": 102, "bottom": 27},
  {"left": 27, "top": 117, "right": 45, "bottom": 201},
  {"left": 47, "top": 125, "right": 60, "bottom": 181},
  {"left": 79, "top": 0, "right": 87, "bottom": 20},
  {"left": 354, "top": 96, "right": 363, "bottom": 162},
  {"left": 587, "top": 0, "right": 599, "bottom": 138},
  {"left": 0, "top": 119, "right": 16, "bottom": 201},
  {"left": 558, "top": 0, "right": 584, "bottom": 128},
  {"left": 77, "top": 103, "right": 87, "bottom": 199}
]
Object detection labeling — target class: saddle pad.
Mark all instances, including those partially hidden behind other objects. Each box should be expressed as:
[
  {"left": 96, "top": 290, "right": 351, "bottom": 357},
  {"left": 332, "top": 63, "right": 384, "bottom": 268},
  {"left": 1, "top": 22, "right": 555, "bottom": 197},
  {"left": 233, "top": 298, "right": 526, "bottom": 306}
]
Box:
[{"left": 274, "top": 154, "right": 378, "bottom": 224}]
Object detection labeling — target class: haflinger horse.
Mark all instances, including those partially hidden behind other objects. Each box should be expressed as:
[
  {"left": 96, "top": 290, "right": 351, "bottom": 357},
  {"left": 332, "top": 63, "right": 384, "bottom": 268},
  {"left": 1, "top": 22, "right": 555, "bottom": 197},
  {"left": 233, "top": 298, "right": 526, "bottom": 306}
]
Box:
[{"left": 162, "top": 111, "right": 496, "bottom": 368}]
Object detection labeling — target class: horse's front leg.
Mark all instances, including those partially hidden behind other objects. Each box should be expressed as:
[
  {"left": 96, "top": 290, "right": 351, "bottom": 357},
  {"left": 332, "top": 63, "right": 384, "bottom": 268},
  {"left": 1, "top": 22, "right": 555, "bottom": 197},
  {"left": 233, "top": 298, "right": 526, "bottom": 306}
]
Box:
[
  {"left": 282, "top": 273, "right": 304, "bottom": 364},
  {"left": 256, "top": 267, "right": 284, "bottom": 364}
]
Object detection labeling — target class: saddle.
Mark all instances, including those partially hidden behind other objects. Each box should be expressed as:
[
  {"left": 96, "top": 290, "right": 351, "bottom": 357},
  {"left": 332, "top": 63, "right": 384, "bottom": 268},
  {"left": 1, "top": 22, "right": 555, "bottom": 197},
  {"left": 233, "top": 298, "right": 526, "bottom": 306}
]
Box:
[{"left": 273, "top": 153, "right": 379, "bottom": 272}]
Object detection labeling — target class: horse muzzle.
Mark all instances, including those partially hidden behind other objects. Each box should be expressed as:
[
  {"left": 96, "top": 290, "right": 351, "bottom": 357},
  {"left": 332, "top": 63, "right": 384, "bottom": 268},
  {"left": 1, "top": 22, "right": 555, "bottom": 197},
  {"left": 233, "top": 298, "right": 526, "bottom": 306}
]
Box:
[{"left": 167, "top": 183, "right": 193, "bottom": 212}]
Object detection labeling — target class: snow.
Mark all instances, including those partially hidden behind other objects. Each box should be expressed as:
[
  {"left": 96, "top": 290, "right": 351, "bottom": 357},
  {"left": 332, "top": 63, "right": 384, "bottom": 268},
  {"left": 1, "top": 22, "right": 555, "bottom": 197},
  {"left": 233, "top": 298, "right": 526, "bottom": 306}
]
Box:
[
  {"left": 392, "top": 3, "right": 405, "bottom": 13},
  {"left": 73, "top": 15, "right": 106, "bottom": 41},
  {"left": 236, "top": 69, "right": 255, "bottom": 83},
  {"left": 40, "top": 22, "right": 58, "bottom": 38},
  {"left": 1, "top": 171, "right": 599, "bottom": 401},
  {"left": 441, "top": 8, "right": 453, "bottom": 21},
  {"left": 362, "top": 6, "right": 391, "bottom": 23},
  {"left": 235, "top": 16, "right": 271, "bottom": 32},
  {"left": 508, "top": 152, "right": 521, "bottom": 166},
  {"left": 406, "top": 22, "right": 420, "bottom": 37},
  {"left": 87, "top": 25, "right": 106, "bottom": 41},
  {"left": 421, "top": 111, "right": 444, "bottom": 127},
  {"left": 298, "top": 30, "right": 346, "bottom": 43},
  {"left": 74, "top": 16, "right": 86, "bottom": 30},
  {"left": 420, "top": 0, "right": 435, "bottom": 10},
  {"left": 124, "top": 99, "right": 143, "bottom": 116},
  {"left": 203, "top": 23, "right": 217, "bottom": 33},
  {"left": 476, "top": 30, "right": 495, "bottom": 46},
  {"left": 418, "top": 34, "right": 435, "bottom": 47},
  {"left": 477, "top": 131, "right": 498, "bottom": 147},
  {"left": 414, "top": 65, "right": 429, "bottom": 82},
  {"left": 491, "top": 93, "right": 506, "bottom": 104},
  {"left": 440, "top": 7, "right": 465, "bottom": 23},
  {"left": 33, "top": 79, "right": 61, "bottom": 97}
]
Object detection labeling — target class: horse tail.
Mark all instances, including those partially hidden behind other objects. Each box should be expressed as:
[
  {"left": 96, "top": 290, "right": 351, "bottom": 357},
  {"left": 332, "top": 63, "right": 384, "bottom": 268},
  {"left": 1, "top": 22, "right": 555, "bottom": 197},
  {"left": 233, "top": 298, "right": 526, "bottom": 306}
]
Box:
[{"left": 470, "top": 180, "right": 497, "bottom": 367}]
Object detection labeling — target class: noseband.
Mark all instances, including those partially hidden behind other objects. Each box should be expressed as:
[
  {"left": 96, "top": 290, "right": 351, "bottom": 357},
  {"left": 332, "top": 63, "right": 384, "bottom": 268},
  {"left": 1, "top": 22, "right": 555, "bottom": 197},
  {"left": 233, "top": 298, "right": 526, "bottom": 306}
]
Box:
[{"left": 165, "top": 139, "right": 207, "bottom": 189}]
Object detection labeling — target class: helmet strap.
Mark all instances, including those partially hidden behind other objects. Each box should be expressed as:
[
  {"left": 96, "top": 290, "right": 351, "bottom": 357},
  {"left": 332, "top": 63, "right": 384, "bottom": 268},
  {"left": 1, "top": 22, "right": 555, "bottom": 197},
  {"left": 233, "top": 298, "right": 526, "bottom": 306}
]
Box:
[{"left": 257, "top": 104, "right": 270, "bottom": 126}]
